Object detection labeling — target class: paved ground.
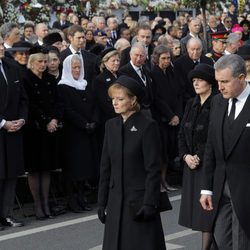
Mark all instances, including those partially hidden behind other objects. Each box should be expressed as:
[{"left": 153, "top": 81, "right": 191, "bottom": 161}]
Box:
[{"left": 0, "top": 190, "right": 202, "bottom": 250}]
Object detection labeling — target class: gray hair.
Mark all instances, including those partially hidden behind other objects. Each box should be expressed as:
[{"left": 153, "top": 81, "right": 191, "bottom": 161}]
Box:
[
  {"left": 71, "top": 54, "right": 81, "bottom": 63},
  {"left": 226, "top": 33, "right": 240, "bottom": 44},
  {"left": 187, "top": 37, "right": 202, "bottom": 49},
  {"left": 214, "top": 54, "right": 246, "bottom": 77},
  {"left": 130, "top": 42, "right": 147, "bottom": 56},
  {"left": 0, "top": 22, "right": 18, "bottom": 40},
  {"left": 151, "top": 45, "right": 171, "bottom": 65}
]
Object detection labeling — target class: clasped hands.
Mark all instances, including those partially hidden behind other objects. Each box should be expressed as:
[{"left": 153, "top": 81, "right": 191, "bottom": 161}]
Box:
[
  {"left": 168, "top": 115, "right": 179, "bottom": 126},
  {"left": 4, "top": 119, "right": 25, "bottom": 132},
  {"left": 184, "top": 154, "right": 200, "bottom": 169},
  {"left": 47, "top": 119, "right": 58, "bottom": 133},
  {"left": 85, "top": 122, "right": 96, "bottom": 134}
]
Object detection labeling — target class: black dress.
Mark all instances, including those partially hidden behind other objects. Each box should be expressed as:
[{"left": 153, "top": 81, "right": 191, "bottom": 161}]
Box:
[
  {"left": 58, "top": 84, "right": 99, "bottom": 181},
  {"left": 23, "top": 70, "right": 63, "bottom": 172},
  {"left": 178, "top": 94, "right": 215, "bottom": 231}
]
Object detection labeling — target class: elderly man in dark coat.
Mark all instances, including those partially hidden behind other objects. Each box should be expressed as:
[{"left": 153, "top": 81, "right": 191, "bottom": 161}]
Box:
[
  {"left": 174, "top": 37, "right": 213, "bottom": 108},
  {"left": 0, "top": 36, "right": 28, "bottom": 229}
]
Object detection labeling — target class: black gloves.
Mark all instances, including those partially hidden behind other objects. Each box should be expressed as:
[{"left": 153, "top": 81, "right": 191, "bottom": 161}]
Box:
[
  {"left": 134, "top": 205, "right": 157, "bottom": 221},
  {"left": 85, "top": 122, "right": 96, "bottom": 134},
  {"left": 97, "top": 207, "right": 106, "bottom": 224}
]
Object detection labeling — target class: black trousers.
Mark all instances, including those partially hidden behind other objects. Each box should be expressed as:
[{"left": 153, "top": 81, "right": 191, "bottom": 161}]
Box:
[
  {"left": 214, "top": 181, "right": 250, "bottom": 250},
  {"left": 0, "top": 178, "right": 17, "bottom": 218}
]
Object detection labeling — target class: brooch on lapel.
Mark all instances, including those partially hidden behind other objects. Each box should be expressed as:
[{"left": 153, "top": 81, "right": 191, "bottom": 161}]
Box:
[
  {"left": 130, "top": 126, "right": 138, "bottom": 132},
  {"left": 106, "top": 78, "right": 111, "bottom": 82}
]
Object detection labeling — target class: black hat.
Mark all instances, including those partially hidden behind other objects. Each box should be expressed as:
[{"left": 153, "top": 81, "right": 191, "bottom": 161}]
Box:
[
  {"left": 100, "top": 47, "right": 116, "bottom": 60},
  {"left": 188, "top": 63, "right": 217, "bottom": 86},
  {"left": 29, "top": 45, "right": 49, "bottom": 55},
  {"left": 115, "top": 75, "right": 145, "bottom": 101},
  {"left": 43, "top": 32, "right": 62, "bottom": 46},
  {"left": 152, "top": 24, "right": 166, "bottom": 35},
  {"left": 238, "top": 45, "right": 250, "bottom": 60},
  {"left": 240, "top": 19, "right": 250, "bottom": 28},
  {"left": 7, "top": 41, "right": 33, "bottom": 52}
]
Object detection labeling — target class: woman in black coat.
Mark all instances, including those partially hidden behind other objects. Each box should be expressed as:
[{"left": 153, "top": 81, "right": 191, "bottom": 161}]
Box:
[
  {"left": 23, "top": 46, "right": 63, "bottom": 219},
  {"left": 178, "top": 64, "right": 217, "bottom": 250},
  {"left": 58, "top": 54, "right": 98, "bottom": 212},
  {"left": 151, "top": 45, "right": 182, "bottom": 191},
  {"left": 98, "top": 76, "right": 166, "bottom": 250},
  {"left": 93, "top": 48, "right": 120, "bottom": 152}
]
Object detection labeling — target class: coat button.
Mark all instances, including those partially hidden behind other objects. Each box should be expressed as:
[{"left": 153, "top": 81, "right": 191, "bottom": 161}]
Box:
[
  {"left": 34, "top": 83, "right": 38, "bottom": 86},
  {"left": 82, "top": 98, "right": 86, "bottom": 101},
  {"left": 37, "top": 91, "right": 40, "bottom": 94}
]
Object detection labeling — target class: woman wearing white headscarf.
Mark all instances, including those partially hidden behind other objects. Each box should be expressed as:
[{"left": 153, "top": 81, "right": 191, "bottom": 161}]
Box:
[{"left": 58, "top": 54, "right": 99, "bottom": 212}]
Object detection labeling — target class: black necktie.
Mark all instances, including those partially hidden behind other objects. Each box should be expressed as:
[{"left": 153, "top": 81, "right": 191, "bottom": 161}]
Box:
[
  {"left": 139, "top": 68, "right": 146, "bottom": 82},
  {"left": 75, "top": 51, "right": 80, "bottom": 55},
  {"left": 228, "top": 98, "right": 237, "bottom": 124}
]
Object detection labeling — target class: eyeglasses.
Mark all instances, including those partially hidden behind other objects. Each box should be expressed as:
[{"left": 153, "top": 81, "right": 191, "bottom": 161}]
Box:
[{"left": 225, "top": 20, "right": 232, "bottom": 23}]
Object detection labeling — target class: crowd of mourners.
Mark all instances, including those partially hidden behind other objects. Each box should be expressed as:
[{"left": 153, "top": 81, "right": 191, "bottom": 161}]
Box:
[{"left": 1, "top": 2, "right": 250, "bottom": 249}]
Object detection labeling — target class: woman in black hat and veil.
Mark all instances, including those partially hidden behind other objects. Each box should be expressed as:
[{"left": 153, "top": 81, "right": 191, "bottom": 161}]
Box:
[
  {"left": 97, "top": 75, "right": 166, "bottom": 250},
  {"left": 178, "top": 63, "right": 218, "bottom": 249}
]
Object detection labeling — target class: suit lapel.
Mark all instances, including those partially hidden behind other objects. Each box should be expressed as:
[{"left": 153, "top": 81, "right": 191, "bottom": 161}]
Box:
[
  {"left": 216, "top": 96, "right": 228, "bottom": 158},
  {"left": 225, "top": 94, "right": 250, "bottom": 158}
]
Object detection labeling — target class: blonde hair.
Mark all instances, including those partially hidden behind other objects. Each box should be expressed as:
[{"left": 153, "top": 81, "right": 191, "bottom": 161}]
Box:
[
  {"left": 100, "top": 50, "right": 120, "bottom": 72},
  {"left": 27, "top": 53, "right": 48, "bottom": 69},
  {"left": 108, "top": 83, "right": 140, "bottom": 112}
]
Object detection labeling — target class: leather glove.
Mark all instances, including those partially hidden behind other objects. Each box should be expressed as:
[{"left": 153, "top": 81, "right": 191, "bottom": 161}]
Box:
[
  {"left": 135, "top": 205, "right": 157, "bottom": 221},
  {"left": 97, "top": 207, "right": 106, "bottom": 224}
]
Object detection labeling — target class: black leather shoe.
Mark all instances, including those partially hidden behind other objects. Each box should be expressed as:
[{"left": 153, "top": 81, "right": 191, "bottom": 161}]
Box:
[
  {"left": 0, "top": 217, "right": 24, "bottom": 227},
  {"left": 36, "top": 215, "right": 47, "bottom": 221}
]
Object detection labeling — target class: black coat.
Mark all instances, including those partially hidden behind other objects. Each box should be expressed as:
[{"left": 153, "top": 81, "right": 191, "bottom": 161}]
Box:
[
  {"left": 174, "top": 54, "right": 213, "bottom": 105},
  {"left": 202, "top": 93, "right": 250, "bottom": 238},
  {"left": 93, "top": 69, "right": 118, "bottom": 124},
  {"left": 178, "top": 95, "right": 215, "bottom": 231},
  {"left": 151, "top": 65, "right": 183, "bottom": 163},
  {"left": 0, "top": 58, "right": 28, "bottom": 179},
  {"left": 58, "top": 84, "right": 99, "bottom": 181},
  {"left": 23, "top": 70, "right": 63, "bottom": 172},
  {"left": 118, "top": 62, "right": 154, "bottom": 110},
  {"left": 98, "top": 112, "right": 166, "bottom": 250}
]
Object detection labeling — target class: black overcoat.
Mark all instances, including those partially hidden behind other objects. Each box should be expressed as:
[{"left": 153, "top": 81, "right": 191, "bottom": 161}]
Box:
[
  {"left": 151, "top": 65, "right": 182, "bottom": 163},
  {"left": 202, "top": 93, "right": 250, "bottom": 238},
  {"left": 23, "top": 70, "right": 63, "bottom": 172},
  {"left": 0, "top": 58, "right": 28, "bottom": 179},
  {"left": 98, "top": 112, "right": 166, "bottom": 250},
  {"left": 178, "top": 95, "right": 215, "bottom": 231},
  {"left": 92, "top": 69, "right": 118, "bottom": 124},
  {"left": 174, "top": 54, "right": 213, "bottom": 105},
  {"left": 58, "top": 84, "right": 99, "bottom": 181}
]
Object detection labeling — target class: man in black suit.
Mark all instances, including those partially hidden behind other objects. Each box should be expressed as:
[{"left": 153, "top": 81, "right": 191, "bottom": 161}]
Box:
[
  {"left": 200, "top": 54, "right": 250, "bottom": 249},
  {"left": 52, "top": 12, "right": 70, "bottom": 30},
  {"left": 119, "top": 24, "right": 154, "bottom": 70},
  {"left": 107, "top": 17, "right": 119, "bottom": 44},
  {"left": 174, "top": 37, "right": 213, "bottom": 107},
  {"left": 180, "top": 18, "right": 207, "bottom": 54},
  {"left": 60, "top": 25, "right": 98, "bottom": 84},
  {"left": 119, "top": 42, "right": 153, "bottom": 114},
  {"left": 0, "top": 36, "right": 28, "bottom": 229}
]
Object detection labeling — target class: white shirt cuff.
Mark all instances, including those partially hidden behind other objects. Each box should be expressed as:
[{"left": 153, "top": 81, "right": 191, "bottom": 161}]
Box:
[
  {"left": 0, "top": 119, "right": 6, "bottom": 129},
  {"left": 201, "top": 190, "right": 213, "bottom": 195}
]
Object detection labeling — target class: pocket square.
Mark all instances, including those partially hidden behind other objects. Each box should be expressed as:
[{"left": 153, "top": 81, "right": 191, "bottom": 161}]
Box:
[
  {"left": 14, "top": 80, "right": 20, "bottom": 83},
  {"left": 246, "top": 123, "right": 250, "bottom": 127}
]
